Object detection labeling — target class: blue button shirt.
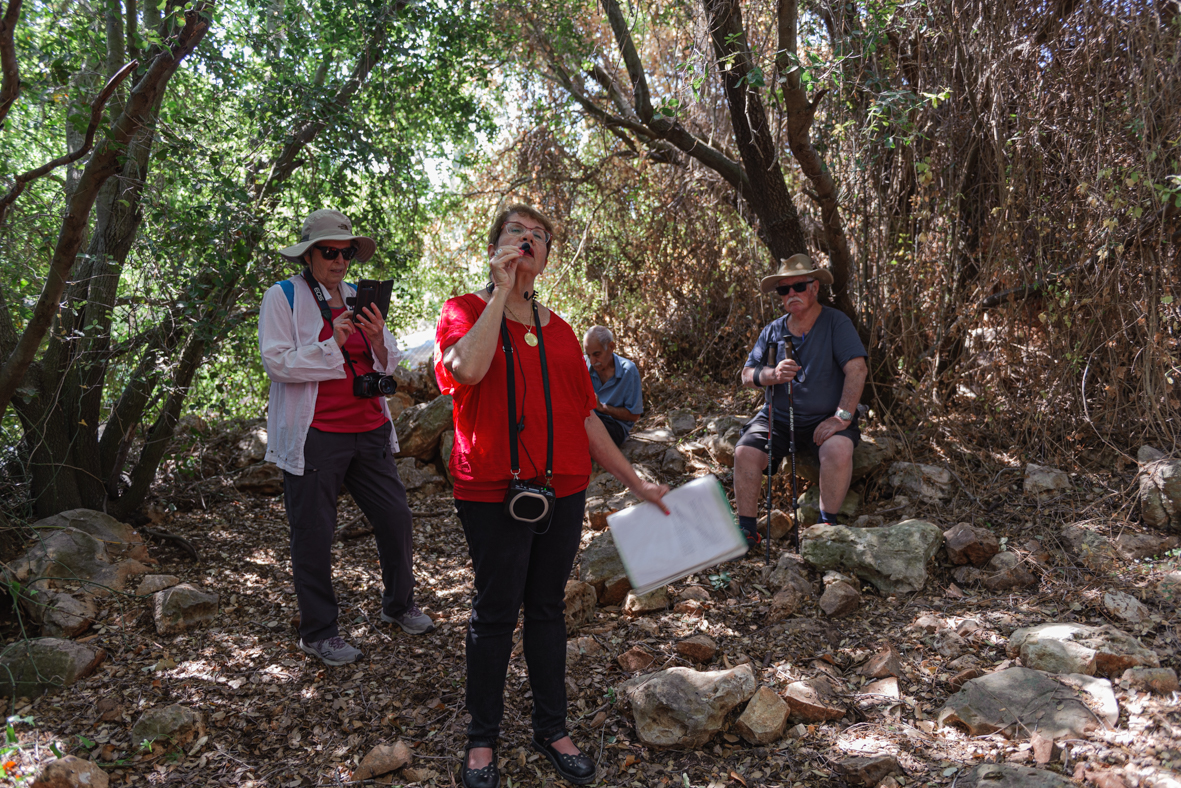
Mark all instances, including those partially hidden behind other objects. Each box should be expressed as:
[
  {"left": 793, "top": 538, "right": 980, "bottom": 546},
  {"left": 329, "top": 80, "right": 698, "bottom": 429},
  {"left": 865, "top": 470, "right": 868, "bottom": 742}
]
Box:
[{"left": 587, "top": 353, "right": 643, "bottom": 438}]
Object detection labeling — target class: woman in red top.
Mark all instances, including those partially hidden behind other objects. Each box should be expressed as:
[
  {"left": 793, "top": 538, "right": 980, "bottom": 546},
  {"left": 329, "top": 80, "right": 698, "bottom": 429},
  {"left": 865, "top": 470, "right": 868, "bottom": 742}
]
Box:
[{"left": 436, "top": 205, "right": 668, "bottom": 788}]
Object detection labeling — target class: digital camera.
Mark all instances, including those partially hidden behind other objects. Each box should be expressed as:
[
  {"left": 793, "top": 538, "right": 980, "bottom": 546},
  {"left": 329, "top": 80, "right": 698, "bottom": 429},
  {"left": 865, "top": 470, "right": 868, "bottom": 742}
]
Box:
[{"left": 353, "top": 372, "right": 398, "bottom": 399}]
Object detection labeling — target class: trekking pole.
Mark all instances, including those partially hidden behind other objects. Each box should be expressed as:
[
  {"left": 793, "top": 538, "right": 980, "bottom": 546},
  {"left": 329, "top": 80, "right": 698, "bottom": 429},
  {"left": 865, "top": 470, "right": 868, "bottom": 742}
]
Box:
[
  {"left": 763, "top": 341, "right": 776, "bottom": 565},
  {"left": 785, "top": 335, "right": 800, "bottom": 553}
]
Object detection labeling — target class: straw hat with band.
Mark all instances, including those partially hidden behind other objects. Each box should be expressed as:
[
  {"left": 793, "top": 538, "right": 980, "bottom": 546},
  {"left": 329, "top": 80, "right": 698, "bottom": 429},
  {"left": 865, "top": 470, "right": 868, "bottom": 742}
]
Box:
[
  {"left": 758, "top": 253, "right": 834, "bottom": 293},
  {"left": 278, "top": 209, "right": 376, "bottom": 263}
]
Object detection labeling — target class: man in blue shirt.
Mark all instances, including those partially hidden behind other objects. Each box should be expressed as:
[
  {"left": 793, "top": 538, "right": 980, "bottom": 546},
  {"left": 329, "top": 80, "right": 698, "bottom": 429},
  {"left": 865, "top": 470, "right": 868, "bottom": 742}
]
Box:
[
  {"left": 583, "top": 326, "right": 643, "bottom": 447},
  {"left": 733, "top": 254, "right": 868, "bottom": 546}
]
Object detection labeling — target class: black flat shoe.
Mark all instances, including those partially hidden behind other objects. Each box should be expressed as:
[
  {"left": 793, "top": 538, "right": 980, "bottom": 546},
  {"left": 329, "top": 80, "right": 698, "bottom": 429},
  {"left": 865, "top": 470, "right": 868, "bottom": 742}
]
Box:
[
  {"left": 461, "top": 742, "right": 499, "bottom": 788},
  {"left": 531, "top": 730, "right": 596, "bottom": 785}
]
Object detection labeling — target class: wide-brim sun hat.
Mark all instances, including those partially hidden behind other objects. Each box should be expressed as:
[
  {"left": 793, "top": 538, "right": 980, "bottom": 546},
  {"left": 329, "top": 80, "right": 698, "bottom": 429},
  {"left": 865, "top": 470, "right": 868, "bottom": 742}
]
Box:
[
  {"left": 758, "top": 253, "right": 834, "bottom": 293},
  {"left": 278, "top": 209, "right": 376, "bottom": 262}
]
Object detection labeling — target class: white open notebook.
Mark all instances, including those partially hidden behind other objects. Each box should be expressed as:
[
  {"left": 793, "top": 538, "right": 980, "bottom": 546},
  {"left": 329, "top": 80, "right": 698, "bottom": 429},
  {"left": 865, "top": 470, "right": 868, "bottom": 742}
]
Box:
[{"left": 606, "top": 474, "right": 747, "bottom": 596}]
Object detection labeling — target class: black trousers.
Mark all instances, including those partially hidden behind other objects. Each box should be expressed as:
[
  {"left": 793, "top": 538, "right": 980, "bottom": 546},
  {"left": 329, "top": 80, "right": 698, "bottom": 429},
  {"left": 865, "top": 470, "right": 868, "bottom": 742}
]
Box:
[
  {"left": 283, "top": 422, "right": 416, "bottom": 642},
  {"left": 593, "top": 409, "right": 627, "bottom": 447},
  {"left": 455, "top": 491, "right": 586, "bottom": 744}
]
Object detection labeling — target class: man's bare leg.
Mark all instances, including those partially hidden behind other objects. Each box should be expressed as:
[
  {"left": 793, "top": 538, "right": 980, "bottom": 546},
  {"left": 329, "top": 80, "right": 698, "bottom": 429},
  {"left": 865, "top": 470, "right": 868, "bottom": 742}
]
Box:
[
  {"left": 817, "top": 435, "right": 854, "bottom": 516},
  {"left": 733, "top": 445, "right": 770, "bottom": 518}
]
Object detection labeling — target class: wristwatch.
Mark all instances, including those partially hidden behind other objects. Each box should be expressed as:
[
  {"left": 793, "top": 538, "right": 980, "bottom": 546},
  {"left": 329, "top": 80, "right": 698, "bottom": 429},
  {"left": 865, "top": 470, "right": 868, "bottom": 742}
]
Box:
[{"left": 835, "top": 407, "right": 854, "bottom": 422}]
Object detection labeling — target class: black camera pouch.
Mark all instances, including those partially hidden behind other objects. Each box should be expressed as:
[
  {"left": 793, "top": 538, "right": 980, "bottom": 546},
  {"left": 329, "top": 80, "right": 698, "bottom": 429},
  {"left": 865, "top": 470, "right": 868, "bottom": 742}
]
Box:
[{"left": 501, "top": 302, "right": 556, "bottom": 530}]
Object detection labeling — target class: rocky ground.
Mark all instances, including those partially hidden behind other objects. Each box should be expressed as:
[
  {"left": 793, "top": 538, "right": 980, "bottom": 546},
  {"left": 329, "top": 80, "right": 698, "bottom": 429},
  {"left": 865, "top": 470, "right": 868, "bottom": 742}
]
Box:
[{"left": 1, "top": 381, "right": 1180, "bottom": 788}]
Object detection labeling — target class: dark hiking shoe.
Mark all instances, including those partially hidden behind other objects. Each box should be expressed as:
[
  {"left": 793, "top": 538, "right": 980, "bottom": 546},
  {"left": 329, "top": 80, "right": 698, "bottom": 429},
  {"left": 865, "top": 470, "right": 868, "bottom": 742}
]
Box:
[
  {"left": 299, "top": 636, "right": 362, "bottom": 666},
  {"left": 381, "top": 606, "right": 436, "bottom": 634},
  {"left": 531, "top": 731, "right": 596, "bottom": 785}
]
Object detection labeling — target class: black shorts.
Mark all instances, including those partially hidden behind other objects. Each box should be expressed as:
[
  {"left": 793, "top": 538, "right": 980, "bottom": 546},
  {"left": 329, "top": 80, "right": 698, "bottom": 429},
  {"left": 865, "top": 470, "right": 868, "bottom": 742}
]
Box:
[
  {"left": 735, "top": 411, "right": 860, "bottom": 475},
  {"left": 594, "top": 409, "right": 628, "bottom": 447}
]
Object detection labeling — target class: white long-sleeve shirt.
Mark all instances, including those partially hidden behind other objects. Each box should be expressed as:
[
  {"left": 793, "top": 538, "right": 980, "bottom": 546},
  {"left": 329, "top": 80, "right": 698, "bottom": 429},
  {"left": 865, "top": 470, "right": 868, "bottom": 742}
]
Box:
[{"left": 258, "top": 274, "right": 403, "bottom": 475}]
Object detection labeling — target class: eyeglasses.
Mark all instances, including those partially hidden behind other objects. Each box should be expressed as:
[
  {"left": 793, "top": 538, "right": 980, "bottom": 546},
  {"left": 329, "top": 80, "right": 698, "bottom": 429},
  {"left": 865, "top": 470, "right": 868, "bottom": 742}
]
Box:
[
  {"left": 314, "top": 244, "right": 358, "bottom": 261},
  {"left": 502, "top": 221, "right": 552, "bottom": 246},
  {"left": 775, "top": 280, "right": 814, "bottom": 295}
]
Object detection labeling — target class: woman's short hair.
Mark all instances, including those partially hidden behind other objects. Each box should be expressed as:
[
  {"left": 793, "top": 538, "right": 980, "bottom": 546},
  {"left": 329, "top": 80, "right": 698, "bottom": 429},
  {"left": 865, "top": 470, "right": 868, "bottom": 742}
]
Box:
[{"left": 487, "top": 204, "right": 555, "bottom": 251}]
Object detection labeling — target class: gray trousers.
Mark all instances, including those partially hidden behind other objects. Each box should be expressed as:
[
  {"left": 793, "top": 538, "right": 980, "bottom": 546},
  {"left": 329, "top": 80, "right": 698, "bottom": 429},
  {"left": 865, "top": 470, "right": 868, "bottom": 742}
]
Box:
[{"left": 283, "top": 422, "right": 416, "bottom": 642}]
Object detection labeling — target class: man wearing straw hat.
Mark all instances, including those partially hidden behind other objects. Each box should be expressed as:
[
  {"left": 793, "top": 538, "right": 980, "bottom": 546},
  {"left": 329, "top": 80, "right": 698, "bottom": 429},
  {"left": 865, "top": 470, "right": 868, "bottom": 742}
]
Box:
[{"left": 732, "top": 254, "right": 868, "bottom": 546}]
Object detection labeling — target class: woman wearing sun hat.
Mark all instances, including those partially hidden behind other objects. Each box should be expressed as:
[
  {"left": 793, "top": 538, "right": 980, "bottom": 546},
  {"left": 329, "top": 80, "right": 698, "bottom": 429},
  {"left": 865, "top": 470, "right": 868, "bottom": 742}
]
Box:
[{"left": 258, "top": 209, "right": 434, "bottom": 668}]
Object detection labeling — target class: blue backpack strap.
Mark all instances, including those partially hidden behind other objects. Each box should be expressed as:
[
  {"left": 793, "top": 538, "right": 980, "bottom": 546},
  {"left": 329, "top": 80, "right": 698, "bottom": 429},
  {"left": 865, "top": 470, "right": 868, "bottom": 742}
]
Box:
[{"left": 279, "top": 279, "right": 295, "bottom": 309}]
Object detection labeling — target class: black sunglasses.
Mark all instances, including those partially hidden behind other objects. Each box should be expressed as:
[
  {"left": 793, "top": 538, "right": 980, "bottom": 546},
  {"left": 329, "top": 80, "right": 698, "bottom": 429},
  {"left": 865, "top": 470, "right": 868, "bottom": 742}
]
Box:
[
  {"left": 775, "top": 280, "right": 814, "bottom": 295},
  {"left": 314, "top": 244, "right": 358, "bottom": 261}
]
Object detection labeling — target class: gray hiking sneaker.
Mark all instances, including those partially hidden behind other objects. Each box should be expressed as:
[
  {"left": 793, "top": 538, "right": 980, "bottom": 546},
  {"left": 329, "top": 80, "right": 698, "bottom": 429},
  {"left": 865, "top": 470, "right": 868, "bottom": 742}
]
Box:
[
  {"left": 381, "top": 606, "right": 436, "bottom": 635},
  {"left": 299, "top": 636, "right": 363, "bottom": 666}
]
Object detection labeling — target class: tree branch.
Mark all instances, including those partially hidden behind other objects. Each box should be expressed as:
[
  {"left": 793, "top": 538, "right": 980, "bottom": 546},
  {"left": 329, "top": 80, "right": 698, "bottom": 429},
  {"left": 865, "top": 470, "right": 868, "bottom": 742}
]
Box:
[
  {"left": 0, "top": 3, "right": 211, "bottom": 421},
  {"left": 598, "top": 0, "right": 654, "bottom": 122},
  {"left": 0, "top": 61, "right": 137, "bottom": 228},
  {"left": 255, "top": 1, "right": 405, "bottom": 205},
  {"left": 775, "top": 0, "right": 857, "bottom": 319},
  {"left": 0, "top": 0, "right": 21, "bottom": 125}
]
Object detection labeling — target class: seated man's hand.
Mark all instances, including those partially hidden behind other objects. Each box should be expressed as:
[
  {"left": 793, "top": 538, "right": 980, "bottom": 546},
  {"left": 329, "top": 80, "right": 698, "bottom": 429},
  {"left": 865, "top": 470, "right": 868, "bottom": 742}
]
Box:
[
  {"left": 813, "top": 416, "right": 847, "bottom": 446},
  {"left": 764, "top": 358, "right": 800, "bottom": 385}
]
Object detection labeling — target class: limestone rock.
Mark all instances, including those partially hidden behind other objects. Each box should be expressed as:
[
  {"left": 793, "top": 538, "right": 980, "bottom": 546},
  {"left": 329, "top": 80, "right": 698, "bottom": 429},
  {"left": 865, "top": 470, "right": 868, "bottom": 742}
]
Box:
[
  {"left": 662, "top": 447, "right": 686, "bottom": 474},
  {"left": 154, "top": 584, "right": 219, "bottom": 635},
  {"left": 782, "top": 676, "right": 845, "bottom": 722},
  {"left": 31, "top": 755, "right": 110, "bottom": 788},
  {"left": 1008, "top": 622, "right": 1159, "bottom": 676},
  {"left": 887, "top": 462, "right": 952, "bottom": 503},
  {"left": 1120, "top": 667, "right": 1179, "bottom": 694},
  {"left": 1102, "top": 591, "right": 1150, "bottom": 627},
  {"left": 938, "top": 667, "right": 1102, "bottom": 739},
  {"left": 1115, "top": 532, "right": 1180, "bottom": 560},
  {"left": 624, "top": 587, "right": 669, "bottom": 616},
  {"left": 1140, "top": 457, "right": 1181, "bottom": 532},
  {"left": 579, "top": 531, "right": 632, "bottom": 605},
  {"left": 819, "top": 581, "right": 860, "bottom": 618},
  {"left": 585, "top": 489, "right": 638, "bottom": 532},
  {"left": 352, "top": 741, "right": 412, "bottom": 781},
  {"left": 980, "top": 551, "right": 1038, "bottom": 591},
  {"left": 31, "top": 509, "right": 150, "bottom": 562},
  {"left": 800, "top": 519, "right": 943, "bottom": 594},
  {"left": 861, "top": 644, "right": 904, "bottom": 678},
  {"left": 137, "top": 575, "right": 180, "bottom": 596},
  {"left": 796, "top": 435, "right": 896, "bottom": 485},
  {"left": 675, "top": 634, "right": 717, "bottom": 663},
  {"left": 796, "top": 486, "right": 861, "bottom": 527},
  {"left": 943, "top": 523, "right": 1000, "bottom": 565},
  {"left": 566, "top": 636, "right": 605, "bottom": 662},
  {"left": 36, "top": 592, "right": 96, "bottom": 638},
  {"left": 130, "top": 704, "right": 204, "bottom": 749},
  {"left": 0, "top": 638, "right": 105, "bottom": 698},
  {"left": 768, "top": 586, "right": 807, "bottom": 622},
  {"left": 734, "top": 686, "right": 788, "bottom": 744},
  {"left": 564, "top": 580, "right": 597, "bottom": 634},
  {"left": 1024, "top": 463, "right": 1071, "bottom": 498},
  {"left": 621, "top": 429, "right": 676, "bottom": 464},
  {"left": 667, "top": 410, "right": 696, "bottom": 435},
  {"left": 958, "top": 763, "right": 1075, "bottom": 788},
  {"left": 758, "top": 509, "right": 794, "bottom": 541},
  {"left": 679, "top": 586, "right": 711, "bottom": 602},
  {"left": 395, "top": 458, "right": 444, "bottom": 492},
  {"left": 393, "top": 395, "right": 453, "bottom": 460},
  {"left": 385, "top": 389, "right": 413, "bottom": 418},
  {"left": 835, "top": 754, "right": 902, "bottom": 787},
  {"left": 619, "top": 664, "right": 756, "bottom": 748},
  {"left": 766, "top": 552, "right": 814, "bottom": 598},
  {"left": 1060, "top": 525, "right": 1117, "bottom": 571},
  {"left": 234, "top": 462, "right": 284, "bottom": 495},
  {"left": 618, "top": 646, "right": 656, "bottom": 673},
  {"left": 235, "top": 426, "right": 268, "bottom": 467},
  {"left": 1055, "top": 673, "right": 1119, "bottom": 727}
]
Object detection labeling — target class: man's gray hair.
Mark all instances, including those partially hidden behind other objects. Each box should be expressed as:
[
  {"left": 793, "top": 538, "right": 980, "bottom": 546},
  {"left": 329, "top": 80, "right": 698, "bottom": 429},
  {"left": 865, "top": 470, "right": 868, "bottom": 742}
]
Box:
[{"left": 584, "top": 325, "right": 615, "bottom": 346}]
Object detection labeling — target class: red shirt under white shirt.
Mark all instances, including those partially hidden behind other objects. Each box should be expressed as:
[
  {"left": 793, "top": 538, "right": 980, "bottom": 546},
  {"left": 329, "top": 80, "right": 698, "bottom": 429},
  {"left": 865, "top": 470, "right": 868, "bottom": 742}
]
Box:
[
  {"left": 434, "top": 293, "right": 597, "bottom": 502},
  {"left": 311, "top": 306, "right": 388, "bottom": 433}
]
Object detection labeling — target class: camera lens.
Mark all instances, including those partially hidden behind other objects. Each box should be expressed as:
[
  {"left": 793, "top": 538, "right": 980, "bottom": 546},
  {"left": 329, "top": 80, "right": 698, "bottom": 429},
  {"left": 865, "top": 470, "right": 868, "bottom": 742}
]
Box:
[{"left": 377, "top": 376, "right": 398, "bottom": 396}]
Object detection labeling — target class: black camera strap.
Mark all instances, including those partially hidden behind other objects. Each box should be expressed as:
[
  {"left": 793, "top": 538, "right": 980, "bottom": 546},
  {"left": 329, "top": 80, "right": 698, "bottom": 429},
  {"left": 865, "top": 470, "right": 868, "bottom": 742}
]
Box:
[
  {"left": 300, "top": 268, "right": 371, "bottom": 379},
  {"left": 501, "top": 298, "right": 553, "bottom": 485}
]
